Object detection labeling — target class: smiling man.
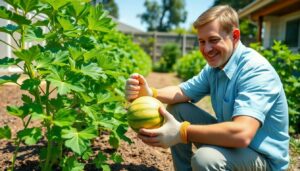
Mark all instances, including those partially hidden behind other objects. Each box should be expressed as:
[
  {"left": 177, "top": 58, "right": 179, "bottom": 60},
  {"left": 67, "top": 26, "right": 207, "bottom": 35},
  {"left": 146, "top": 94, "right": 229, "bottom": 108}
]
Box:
[{"left": 125, "top": 5, "right": 289, "bottom": 171}]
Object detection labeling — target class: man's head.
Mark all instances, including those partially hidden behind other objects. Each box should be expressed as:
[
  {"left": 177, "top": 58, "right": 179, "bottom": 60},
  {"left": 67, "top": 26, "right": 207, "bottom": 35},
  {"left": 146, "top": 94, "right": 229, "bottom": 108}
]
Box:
[{"left": 193, "top": 5, "right": 240, "bottom": 69}]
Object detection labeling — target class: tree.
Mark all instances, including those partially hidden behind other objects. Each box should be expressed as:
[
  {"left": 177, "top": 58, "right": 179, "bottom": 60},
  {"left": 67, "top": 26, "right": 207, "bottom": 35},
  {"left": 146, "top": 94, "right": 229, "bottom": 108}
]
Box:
[
  {"left": 91, "top": 0, "right": 119, "bottom": 18},
  {"left": 139, "top": 0, "right": 187, "bottom": 32}
]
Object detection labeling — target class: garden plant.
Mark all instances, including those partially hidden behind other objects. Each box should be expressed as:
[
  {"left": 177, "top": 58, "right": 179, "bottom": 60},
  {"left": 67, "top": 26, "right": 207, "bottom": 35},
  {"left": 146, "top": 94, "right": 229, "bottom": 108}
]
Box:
[{"left": 0, "top": 0, "right": 151, "bottom": 170}]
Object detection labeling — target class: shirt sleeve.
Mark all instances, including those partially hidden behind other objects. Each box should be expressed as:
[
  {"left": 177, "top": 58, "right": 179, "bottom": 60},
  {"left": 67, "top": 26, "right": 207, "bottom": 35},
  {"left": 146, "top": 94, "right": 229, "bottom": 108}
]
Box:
[
  {"left": 179, "top": 64, "right": 211, "bottom": 103},
  {"left": 233, "top": 62, "right": 282, "bottom": 125}
]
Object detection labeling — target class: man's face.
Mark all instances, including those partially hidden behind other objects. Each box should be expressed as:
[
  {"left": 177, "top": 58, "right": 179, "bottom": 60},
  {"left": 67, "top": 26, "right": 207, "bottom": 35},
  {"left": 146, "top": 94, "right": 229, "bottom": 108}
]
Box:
[{"left": 197, "top": 20, "right": 239, "bottom": 69}]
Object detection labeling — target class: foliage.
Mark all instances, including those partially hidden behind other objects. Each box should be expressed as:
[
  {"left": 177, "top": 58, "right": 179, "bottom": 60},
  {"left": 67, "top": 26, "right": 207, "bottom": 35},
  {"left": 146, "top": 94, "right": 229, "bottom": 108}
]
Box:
[
  {"left": 0, "top": 0, "right": 151, "bottom": 170},
  {"left": 91, "top": 0, "right": 119, "bottom": 18},
  {"left": 174, "top": 50, "right": 206, "bottom": 80},
  {"left": 250, "top": 41, "right": 300, "bottom": 134},
  {"left": 138, "top": 0, "right": 187, "bottom": 32},
  {"left": 153, "top": 42, "right": 181, "bottom": 72}
]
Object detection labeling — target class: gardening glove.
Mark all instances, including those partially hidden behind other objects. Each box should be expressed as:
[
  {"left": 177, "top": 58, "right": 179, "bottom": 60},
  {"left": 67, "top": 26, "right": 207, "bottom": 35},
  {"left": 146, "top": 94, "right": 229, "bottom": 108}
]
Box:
[
  {"left": 138, "top": 107, "right": 183, "bottom": 148},
  {"left": 125, "top": 73, "right": 153, "bottom": 101}
]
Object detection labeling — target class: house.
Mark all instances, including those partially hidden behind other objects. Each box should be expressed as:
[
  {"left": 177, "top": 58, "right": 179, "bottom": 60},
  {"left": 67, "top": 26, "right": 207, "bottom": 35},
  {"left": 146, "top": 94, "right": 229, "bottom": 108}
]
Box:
[{"left": 238, "top": 0, "right": 300, "bottom": 51}]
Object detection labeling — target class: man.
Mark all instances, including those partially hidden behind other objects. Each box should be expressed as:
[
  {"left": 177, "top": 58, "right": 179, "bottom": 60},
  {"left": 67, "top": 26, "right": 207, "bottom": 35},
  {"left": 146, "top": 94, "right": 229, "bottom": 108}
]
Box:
[{"left": 125, "top": 5, "right": 289, "bottom": 171}]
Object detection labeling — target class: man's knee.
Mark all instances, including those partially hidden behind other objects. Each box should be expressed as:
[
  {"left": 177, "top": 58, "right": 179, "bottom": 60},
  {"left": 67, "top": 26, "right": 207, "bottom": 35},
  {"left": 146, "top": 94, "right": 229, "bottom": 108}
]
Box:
[{"left": 191, "top": 146, "right": 227, "bottom": 171}]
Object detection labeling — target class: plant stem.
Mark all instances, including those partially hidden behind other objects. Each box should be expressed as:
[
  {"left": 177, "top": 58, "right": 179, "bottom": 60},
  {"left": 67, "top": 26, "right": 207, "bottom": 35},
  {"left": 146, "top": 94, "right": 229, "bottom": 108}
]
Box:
[
  {"left": 10, "top": 115, "right": 32, "bottom": 171},
  {"left": 0, "top": 39, "right": 16, "bottom": 50}
]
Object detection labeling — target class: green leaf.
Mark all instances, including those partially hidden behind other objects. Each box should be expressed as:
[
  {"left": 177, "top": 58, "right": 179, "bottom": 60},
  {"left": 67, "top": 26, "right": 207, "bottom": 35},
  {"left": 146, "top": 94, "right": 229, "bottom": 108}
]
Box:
[
  {"left": 93, "top": 152, "right": 108, "bottom": 169},
  {"left": 17, "top": 127, "right": 42, "bottom": 145},
  {"left": 13, "top": 46, "right": 40, "bottom": 63},
  {"left": 53, "top": 109, "right": 76, "bottom": 127},
  {"left": 78, "top": 126, "right": 98, "bottom": 140},
  {"left": 6, "top": 105, "right": 24, "bottom": 118},
  {"left": 24, "top": 26, "right": 45, "bottom": 42},
  {"left": 0, "top": 6, "right": 31, "bottom": 25},
  {"left": 110, "top": 153, "right": 123, "bottom": 163},
  {"left": 0, "top": 74, "right": 20, "bottom": 85},
  {"left": 87, "top": 5, "right": 115, "bottom": 32},
  {"left": 62, "top": 156, "right": 85, "bottom": 171},
  {"left": 70, "top": 0, "right": 89, "bottom": 18},
  {"left": 42, "top": 0, "right": 71, "bottom": 11},
  {"left": 0, "top": 57, "right": 20, "bottom": 68},
  {"left": 80, "top": 63, "right": 103, "bottom": 80},
  {"left": 47, "top": 78, "right": 84, "bottom": 95},
  {"left": 19, "top": 0, "right": 39, "bottom": 14},
  {"left": 0, "top": 125, "right": 11, "bottom": 140},
  {"left": 68, "top": 47, "right": 84, "bottom": 61},
  {"left": 20, "top": 78, "right": 41, "bottom": 93},
  {"left": 57, "top": 16, "right": 74, "bottom": 31},
  {"left": 109, "top": 130, "right": 120, "bottom": 149},
  {"left": 62, "top": 128, "right": 88, "bottom": 155},
  {"left": 0, "top": 24, "right": 19, "bottom": 34}
]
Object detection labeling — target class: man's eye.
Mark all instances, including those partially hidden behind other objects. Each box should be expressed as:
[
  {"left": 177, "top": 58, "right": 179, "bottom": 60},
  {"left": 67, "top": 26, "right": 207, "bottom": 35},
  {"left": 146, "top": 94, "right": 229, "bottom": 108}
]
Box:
[
  {"left": 199, "top": 40, "right": 205, "bottom": 45},
  {"left": 210, "top": 39, "right": 219, "bottom": 43}
]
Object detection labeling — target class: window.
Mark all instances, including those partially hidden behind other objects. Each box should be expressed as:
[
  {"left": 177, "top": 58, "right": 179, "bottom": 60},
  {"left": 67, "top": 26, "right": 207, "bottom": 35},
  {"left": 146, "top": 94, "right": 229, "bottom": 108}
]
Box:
[{"left": 285, "top": 19, "right": 300, "bottom": 47}]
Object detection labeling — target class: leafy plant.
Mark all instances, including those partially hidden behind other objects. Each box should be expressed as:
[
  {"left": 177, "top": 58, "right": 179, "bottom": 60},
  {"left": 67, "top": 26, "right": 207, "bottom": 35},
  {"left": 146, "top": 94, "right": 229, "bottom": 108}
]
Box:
[
  {"left": 174, "top": 50, "right": 206, "bottom": 80},
  {"left": 251, "top": 41, "right": 300, "bottom": 134},
  {"left": 153, "top": 42, "right": 181, "bottom": 72},
  {"left": 0, "top": 0, "right": 151, "bottom": 170}
]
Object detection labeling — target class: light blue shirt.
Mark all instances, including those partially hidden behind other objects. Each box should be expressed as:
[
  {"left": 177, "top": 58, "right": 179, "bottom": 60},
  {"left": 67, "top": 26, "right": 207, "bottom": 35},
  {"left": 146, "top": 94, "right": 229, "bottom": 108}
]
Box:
[{"left": 179, "top": 42, "right": 289, "bottom": 170}]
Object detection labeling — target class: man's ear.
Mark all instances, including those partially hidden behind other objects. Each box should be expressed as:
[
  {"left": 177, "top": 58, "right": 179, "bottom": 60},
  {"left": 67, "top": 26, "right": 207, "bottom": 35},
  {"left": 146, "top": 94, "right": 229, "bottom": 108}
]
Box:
[{"left": 232, "top": 29, "right": 240, "bottom": 42}]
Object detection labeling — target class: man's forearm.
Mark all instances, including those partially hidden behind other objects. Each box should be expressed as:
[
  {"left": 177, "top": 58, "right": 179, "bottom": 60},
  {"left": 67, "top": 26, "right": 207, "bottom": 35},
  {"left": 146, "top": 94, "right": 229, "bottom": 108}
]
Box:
[{"left": 156, "top": 86, "right": 190, "bottom": 104}]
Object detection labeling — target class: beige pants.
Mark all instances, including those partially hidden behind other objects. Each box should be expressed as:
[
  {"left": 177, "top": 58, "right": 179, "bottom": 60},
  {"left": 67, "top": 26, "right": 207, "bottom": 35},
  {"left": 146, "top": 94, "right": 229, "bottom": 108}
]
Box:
[{"left": 167, "top": 103, "right": 270, "bottom": 171}]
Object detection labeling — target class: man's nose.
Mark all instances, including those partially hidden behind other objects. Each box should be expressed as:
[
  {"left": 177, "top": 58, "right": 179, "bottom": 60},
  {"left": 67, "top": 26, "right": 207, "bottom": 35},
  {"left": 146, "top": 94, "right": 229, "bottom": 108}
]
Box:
[{"left": 203, "top": 43, "right": 213, "bottom": 53}]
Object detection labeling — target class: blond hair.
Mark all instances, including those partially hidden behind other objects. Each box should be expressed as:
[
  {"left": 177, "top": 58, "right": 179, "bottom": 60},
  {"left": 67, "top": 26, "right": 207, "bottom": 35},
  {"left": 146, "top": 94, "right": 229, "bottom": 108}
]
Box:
[{"left": 193, "top": 5, "right": 239, "bottom": 33}]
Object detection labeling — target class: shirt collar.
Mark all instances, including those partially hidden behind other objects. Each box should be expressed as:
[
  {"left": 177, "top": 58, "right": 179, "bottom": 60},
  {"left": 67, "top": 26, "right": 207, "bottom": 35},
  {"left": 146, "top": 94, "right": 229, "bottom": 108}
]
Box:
[{"left": 222, "top": 41, "right": 245, "bottom": 79}]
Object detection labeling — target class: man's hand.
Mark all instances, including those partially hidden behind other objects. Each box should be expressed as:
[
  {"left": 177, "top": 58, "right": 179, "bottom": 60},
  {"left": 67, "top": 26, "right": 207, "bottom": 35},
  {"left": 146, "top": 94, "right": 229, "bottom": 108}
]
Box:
[
  {"left": 138, "top": 107, "right": 182, "bottom": 148},
  {"left": 125, "top": 73, "right": 152, "bottom": 101}
]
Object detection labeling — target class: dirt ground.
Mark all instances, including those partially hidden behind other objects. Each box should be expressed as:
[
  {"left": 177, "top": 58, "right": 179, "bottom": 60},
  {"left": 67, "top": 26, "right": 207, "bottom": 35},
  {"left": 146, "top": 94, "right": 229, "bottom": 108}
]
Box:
[{"left": 0, "top": 72, "right": 298, "bottom": 171}]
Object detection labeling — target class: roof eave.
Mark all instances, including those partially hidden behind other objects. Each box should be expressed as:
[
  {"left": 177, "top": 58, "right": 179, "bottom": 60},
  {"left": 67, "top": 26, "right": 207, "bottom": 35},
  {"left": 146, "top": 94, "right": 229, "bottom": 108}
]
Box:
[{"left": 238, "top": 0, "right": 275, "bottom": 19}]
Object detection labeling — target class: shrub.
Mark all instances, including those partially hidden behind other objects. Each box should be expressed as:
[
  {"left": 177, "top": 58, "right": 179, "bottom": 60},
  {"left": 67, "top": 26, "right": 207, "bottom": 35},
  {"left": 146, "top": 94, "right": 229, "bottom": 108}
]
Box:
[
  {"left": 0, "top": 0, "right": 151, "bottom": 170},
  {"left": 153, "top": 42, "right": 181, "bottom": 72},
  {"left": 251, "top": 41, "right": 300, "bottom": 134},
  {"left": 174, "top": 50, "right": 206, "bottom": 80}
]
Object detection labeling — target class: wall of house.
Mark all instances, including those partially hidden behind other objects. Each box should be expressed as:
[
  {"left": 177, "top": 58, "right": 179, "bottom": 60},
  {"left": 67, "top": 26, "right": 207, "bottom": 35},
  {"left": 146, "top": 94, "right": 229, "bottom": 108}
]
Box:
[{"left": 264, "top": 10, "right": 300, "bottom": 51}]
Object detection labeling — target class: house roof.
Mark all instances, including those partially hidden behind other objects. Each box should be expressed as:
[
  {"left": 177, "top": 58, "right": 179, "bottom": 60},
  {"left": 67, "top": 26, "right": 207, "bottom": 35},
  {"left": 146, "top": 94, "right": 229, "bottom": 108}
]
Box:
[
  {"left": 110, "top": 16, "right": 144, "bottom": 33},
  {"left": 238, "top": 0, "right": 300, "bottom": 21}
]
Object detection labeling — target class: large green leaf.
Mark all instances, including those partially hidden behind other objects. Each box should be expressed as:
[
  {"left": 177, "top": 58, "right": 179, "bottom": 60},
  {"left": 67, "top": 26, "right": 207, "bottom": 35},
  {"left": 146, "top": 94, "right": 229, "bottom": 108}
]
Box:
[
  {"left": 0, "top": 74, "right": 20, "bottom": 85},
  {"left": 0, "top": 125, "right": 11, "bottom": 140},
  {"left": 19, "top": 0, "right": 40, "bottom": 14},
  {"left": 57, "top": 16, "right": 74, "bottom": 31},
  {"left": 0, "top": 24, "right": 19, "bottom": 35},
  {"left": 0, "top": 57, "right": 20, "bottom": 68},
  {"left": 20, "top": 78, "right": 41, "bottom": 93},
  {"left": 80, "top": 63, "right": 103, "bottom": 80},
  {"left": 87, "top": 5, "right": 115, "bottom": 32},
  {"left": 0, "top": 6, "right": 31, "bottom": 25},
  {"left": 42, "top": 0, "right": 71, "bottom": 11},
  {"left": 6, "top": 105, "right": 24, "bottom": 118},
  {"left": 53, "top": 108, "right": 76, "bottom": 127},
  {"left": 62, "top": 156, "right": 85, "bottom": 171},
  {"left": 61, "top": 126, "right": 97, "bottom": 155},
  {"left": 13, "top": 46, "right": 40, "bottom": 63},
  {"left": 17, "top": 127, "right": 42, "bottom": 145},
  {"left": 47, "top": 78, "right": 84, "bottom": 95},
  {"left": 24, "top": 26, "right": 45, "bottom": 42}
]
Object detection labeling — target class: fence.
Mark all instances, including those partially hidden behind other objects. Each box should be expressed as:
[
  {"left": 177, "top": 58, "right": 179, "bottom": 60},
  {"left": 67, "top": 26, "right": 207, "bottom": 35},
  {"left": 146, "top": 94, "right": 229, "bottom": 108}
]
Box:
[{"left": 124, "top": 32, "right": 199, "bottom": 62}]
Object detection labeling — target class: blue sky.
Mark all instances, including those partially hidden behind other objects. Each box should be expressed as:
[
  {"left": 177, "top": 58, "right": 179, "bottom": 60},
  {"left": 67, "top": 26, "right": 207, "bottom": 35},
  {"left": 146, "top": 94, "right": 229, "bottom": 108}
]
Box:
[{"left": 115, "top": 0, "right": 215, "bottom": 31}]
